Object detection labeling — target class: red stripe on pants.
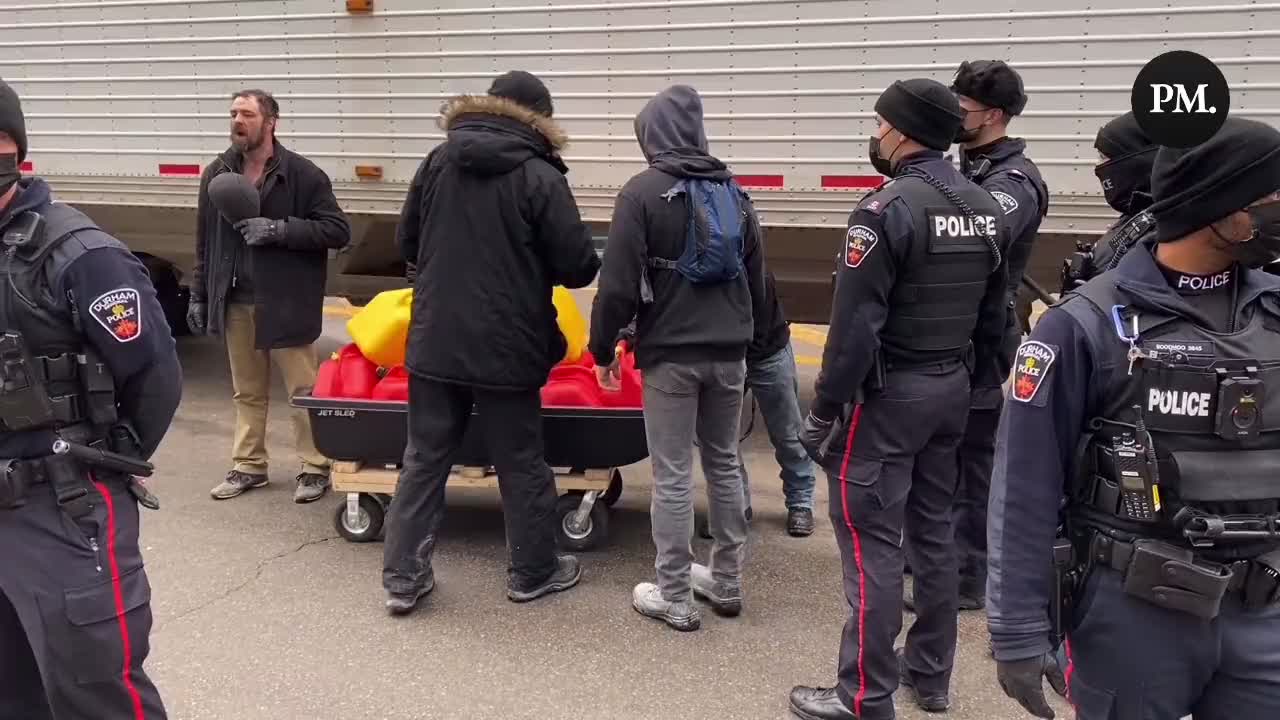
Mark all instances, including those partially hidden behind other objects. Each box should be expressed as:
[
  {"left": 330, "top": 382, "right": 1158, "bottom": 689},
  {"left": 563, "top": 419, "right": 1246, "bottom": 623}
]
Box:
[
  {"left": 1064, "top": 637, "right": 1077, "bottom": 713},
  {"left": 92, "top": 479, "right": 147, "bottom": 720},
  {"left": 836, "top": 405, "right": 866, "bottom": 717}
]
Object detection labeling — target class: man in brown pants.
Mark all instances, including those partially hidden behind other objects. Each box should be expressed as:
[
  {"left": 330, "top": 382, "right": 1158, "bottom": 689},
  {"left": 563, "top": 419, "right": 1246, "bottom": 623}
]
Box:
[{"left": 189, "top": 89, "right": 351, "bottom": 503}]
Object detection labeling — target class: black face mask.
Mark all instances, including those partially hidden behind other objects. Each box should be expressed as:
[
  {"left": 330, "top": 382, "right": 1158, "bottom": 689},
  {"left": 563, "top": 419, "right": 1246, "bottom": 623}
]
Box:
[
  {"left": 868, "top": 134, "right": 894, "bottom": 177},
  {"left": 1212, "top": 202, "right": 1280, "bottom": 269},
  {"left": 1094, "top": 147, "right": 1156, "bottom": 214},
  {"left": 0, "top": 154, "right": 19, "bottom": 199},
  {"left": 954, "top": 125, "right": 981, "bottom": 145}
]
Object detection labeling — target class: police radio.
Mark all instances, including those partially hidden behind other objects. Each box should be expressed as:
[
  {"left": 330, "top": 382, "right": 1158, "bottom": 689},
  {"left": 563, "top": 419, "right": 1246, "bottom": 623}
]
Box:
[{"left": 1111, "top": 433, "right": 1159, "bottom": 522}]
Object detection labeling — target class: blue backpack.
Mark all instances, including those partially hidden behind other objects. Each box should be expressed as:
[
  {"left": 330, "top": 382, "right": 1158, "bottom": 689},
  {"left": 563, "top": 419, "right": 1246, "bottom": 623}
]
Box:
[{"left": 650, "top": 177, "right": 748, "bottom": 284}]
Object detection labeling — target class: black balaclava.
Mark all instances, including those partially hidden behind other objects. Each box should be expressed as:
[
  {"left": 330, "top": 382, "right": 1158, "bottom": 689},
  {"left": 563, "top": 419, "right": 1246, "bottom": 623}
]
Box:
[
  {"left": 0, "top": 79, "right": 26, "bottom": 199},
  {"left": 1094, "top": 112, "right": 1157, "bottom": 215}
]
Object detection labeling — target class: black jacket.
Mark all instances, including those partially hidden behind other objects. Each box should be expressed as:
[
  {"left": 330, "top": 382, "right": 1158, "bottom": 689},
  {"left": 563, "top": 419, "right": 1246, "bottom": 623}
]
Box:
[
  {"left": 589, "top": 86, "right": 767, "bottom": 370},
  {"left": 748, "top": 270, "right": 790, "bottom": 363},
  {"left": 193, "top": 140, "right": 350, "bottom": 349},
  {"left": 397, "top": 95, "right": 601, "bottom": 390}
]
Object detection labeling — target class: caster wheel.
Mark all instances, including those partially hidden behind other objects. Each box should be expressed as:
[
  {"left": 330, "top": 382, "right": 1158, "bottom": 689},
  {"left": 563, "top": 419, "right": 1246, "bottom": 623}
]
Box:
[
  {"left": 601, "top": 468, "right": 623, "bottom": 507},
  {"left": 333, "top": 494, "right": 385, "bottom": 543},
  {"left": 555, "top": 493, "right": 609, "bottom": 552}
]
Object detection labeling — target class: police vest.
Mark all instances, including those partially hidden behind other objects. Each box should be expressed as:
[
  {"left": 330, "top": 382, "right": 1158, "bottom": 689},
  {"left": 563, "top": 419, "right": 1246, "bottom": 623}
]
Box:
[
  {"left": 968, "top": 156, "right": 1050, "bottom": 304},
  {"left": 1088, "top": 211, "right": 1156, "bottom": 280},
  {"left": 0, "top": 203, "right": 119, "bottom": 433},
  {"left": 877, "top": 171, "right": 1004, "bottom": 361},
  {"left": 1061, "top": 278, "right": 1280, "bottom": 558}
]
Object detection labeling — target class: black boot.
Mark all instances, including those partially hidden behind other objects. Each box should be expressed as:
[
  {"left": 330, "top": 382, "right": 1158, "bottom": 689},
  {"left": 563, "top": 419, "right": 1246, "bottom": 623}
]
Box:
[
  {"left": 385, "top": 573, "right": 436, "bottom": 617},
  {"left": 788, "top": 686, "right": 857, "bottom": 720},
  {"left": 507, "top": 555, "right": 582, "bottom": 603},
  {"left": 787, "top": 508, "right": 815, "bottom": 537},
  {"left": 897, "top": 648, "right": 951, "bottom": 713}
]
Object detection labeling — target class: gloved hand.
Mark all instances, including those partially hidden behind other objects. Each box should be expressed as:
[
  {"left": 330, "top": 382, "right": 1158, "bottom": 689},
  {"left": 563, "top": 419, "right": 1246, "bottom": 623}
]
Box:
[
  {"left": 234, "top": 217, "right": 284, "bottom": 246},
  {"left": 997, "top": 654, "right": 1069, "bottom": 719},
  {"left": 800, "top": 411, "right": 839, "bottom": 463},
  {"left": 186, "top": 301, "right": 206, "bottom": 335}
]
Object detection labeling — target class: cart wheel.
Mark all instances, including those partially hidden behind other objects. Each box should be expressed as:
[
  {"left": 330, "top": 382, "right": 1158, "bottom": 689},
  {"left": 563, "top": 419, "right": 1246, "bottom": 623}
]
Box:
[
  {"left": 555, "top": 493, "right": 609, "bottom": 552},
  {"left": 333, "top": 494, "right": 384, "bottom": 543},
  {"left": 600, "top": 468, "right": 623, "bottom": 507}
]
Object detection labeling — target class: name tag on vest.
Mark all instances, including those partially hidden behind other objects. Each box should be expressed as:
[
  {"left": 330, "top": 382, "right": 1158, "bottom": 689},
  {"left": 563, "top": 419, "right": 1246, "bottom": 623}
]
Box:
[{"left": 926, "top": 208, "right": 996, "bottom": 254}]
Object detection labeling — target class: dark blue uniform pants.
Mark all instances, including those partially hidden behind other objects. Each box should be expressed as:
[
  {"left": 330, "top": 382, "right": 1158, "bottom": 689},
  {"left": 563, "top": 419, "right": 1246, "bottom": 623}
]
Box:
[
  {"left": 1066, "top": 566, "right": 1280, "bottom": 720},
  {"left": 826, "top": 364, "right": 970, "bottom": 720},
  {"left": 952, "top": 396, "right": 1001, "bottom": 599},
  {"left": 0, "top": 477, "right": 166, "bottom": 720}
]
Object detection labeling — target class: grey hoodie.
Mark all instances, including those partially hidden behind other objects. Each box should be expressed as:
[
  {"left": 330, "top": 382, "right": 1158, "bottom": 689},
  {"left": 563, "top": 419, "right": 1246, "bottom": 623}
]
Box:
[{"left": 589, "top": 85, "right": 767, "bottom": 370}]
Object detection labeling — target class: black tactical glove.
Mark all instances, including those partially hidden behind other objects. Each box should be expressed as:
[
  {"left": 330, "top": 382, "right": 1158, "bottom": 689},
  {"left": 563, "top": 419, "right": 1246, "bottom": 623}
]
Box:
[
  {"left": 997, "top": 654, "right": 1069, "bottom": 719},
  {"left": 800, "top": 411, "right": 840, "bottom": 463},
  {"left": 186, "top": 300, "right": 206, "bottom": 335},
  {"left": 234, "top": 217, "right": 284, "bottom": 246}
]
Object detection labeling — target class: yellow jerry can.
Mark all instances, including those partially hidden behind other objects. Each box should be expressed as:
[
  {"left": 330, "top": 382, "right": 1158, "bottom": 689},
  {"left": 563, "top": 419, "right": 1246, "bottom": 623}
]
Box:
[
  {"left": 346, "top": 286, "right": 589, "bottom": 368},
  {"left": 346, "top": 288, "right": 413, "bottom": 368}
]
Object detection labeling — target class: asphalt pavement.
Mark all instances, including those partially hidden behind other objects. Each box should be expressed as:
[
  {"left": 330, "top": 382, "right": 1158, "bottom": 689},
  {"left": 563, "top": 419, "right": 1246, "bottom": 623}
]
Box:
[{"left": 138, "top": 295, "right": 1068, "bottom": 720}]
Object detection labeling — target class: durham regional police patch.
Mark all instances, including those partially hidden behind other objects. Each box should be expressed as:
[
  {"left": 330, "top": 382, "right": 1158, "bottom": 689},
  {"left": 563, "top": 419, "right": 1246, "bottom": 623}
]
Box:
[
  {"left": 991, "top": 190, "right": 1019, "bottom": 215},
  {"left": 89, "top": 288, "right": 142, "bottom": 342},
  {"left": 845, "top": 225, "right": 879, "bottom": 268},
  {"left": 1011, "top": 340, "right": 1055, "bottom": 403}
]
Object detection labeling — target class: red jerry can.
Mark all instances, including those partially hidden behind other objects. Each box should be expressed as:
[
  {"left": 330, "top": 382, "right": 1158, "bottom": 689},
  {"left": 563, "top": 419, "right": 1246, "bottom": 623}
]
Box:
[
  {"left": 312, "top": 358, "right": 342, "bottom": 398},
  {"left": 372, "top": 366, "right": 410, "bottom": 402},
  {"left": 542, "top": 364, "right": 604, "bottom": 408},
  {"left": 601, "top": 347, "right": 644, "bottom": 408},
  {"left": 335, "top": 343, "right": 380, "bottom": 399}
]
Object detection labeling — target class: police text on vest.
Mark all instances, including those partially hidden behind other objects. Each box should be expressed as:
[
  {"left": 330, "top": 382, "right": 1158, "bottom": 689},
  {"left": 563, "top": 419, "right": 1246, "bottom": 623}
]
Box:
[
  {"left": 1148, "top": 388, "right": 1212, "bottom": 417},
  {"left": 933, "top": 215, "right": 997, "bottom": 238}
]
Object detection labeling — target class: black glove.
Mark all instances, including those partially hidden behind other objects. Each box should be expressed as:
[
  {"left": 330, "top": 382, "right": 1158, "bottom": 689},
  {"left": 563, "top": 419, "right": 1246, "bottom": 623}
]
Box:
[
  {"left": 997, "top": 654, "right": 1069, "bottom": 719},
  {"left": 234, "top": 217, "right": 284, "bottom": 246},
  {"left": 800, "top": 411, "right": 839, "bottom": 463},
  {"left": 186, "top": 301, "right": 206, "bottom": 335}
]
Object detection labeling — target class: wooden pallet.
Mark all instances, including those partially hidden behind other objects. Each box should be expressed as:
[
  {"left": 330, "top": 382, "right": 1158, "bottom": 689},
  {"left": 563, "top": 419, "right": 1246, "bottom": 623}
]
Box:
[{"left": 331, "top": 461, "right": 613, "bottom": 496}]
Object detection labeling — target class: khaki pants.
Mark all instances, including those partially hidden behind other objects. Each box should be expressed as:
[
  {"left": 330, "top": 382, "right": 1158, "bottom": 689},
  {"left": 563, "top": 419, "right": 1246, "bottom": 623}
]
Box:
[{"left": 224, "top": 303, "right": 330, "bottom": 477}]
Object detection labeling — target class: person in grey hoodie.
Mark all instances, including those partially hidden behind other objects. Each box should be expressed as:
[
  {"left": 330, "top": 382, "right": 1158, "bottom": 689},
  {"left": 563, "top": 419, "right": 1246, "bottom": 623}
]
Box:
[{"left": 590, "top": 85, "right": 768, "bottom": 632}]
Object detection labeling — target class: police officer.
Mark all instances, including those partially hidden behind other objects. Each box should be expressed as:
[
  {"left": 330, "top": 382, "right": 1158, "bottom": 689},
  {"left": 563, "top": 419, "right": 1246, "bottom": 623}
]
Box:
[
  {"left": 0, "top": 79, "right": 181, "bottom": 718},
  {"left": 942, "top": 60, "right": 1049, "bottom": 611},
  {"left": 790, "top": 78, "right": 1009, "bottom": 720},
  {"left": 1061, "top": 111, "right": 1160, "bottom": 293},
  {"left": 988, "top": 116, "right": 1280, "bottom": 720}
]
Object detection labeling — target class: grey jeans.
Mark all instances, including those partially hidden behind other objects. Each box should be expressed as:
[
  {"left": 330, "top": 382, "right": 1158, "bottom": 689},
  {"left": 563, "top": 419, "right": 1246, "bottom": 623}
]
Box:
[{"left": 643, "top": 358, "right": 749, "bottom": 603}]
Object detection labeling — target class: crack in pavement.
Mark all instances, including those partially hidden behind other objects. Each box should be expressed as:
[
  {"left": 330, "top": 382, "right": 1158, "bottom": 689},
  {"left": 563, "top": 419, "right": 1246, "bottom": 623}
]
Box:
[{"left": 153, "top": 535, "right": 340, "bottom": 634}]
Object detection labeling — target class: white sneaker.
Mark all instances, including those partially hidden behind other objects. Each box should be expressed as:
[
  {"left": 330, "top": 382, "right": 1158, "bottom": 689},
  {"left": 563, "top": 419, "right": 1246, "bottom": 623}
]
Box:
[{"left": 691, "top": 563, "right": 743, "bottom": 617}]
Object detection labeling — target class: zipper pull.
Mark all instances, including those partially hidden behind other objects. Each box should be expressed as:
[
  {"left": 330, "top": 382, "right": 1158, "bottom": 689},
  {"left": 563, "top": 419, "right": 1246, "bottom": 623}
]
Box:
[{"left": 89, "top": 537, "right": 102, "bottom": 573}]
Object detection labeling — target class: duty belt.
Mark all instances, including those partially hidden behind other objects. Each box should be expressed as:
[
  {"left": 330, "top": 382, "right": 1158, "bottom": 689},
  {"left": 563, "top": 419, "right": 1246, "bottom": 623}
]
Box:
[{"left": 1088, "top": 533, "right": 1253, "bottom": 595}]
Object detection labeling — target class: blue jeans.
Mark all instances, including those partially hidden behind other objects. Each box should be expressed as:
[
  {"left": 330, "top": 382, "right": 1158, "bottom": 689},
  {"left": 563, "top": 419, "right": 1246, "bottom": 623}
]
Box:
[{"left": 739, "top": 344, "right": 816, "bottom": 511}]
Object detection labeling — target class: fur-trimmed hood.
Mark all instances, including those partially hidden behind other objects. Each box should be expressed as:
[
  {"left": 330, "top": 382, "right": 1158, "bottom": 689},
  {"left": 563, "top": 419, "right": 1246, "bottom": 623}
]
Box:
[{"left": 438, "top": 94, "right": 568, "bottom": 151}]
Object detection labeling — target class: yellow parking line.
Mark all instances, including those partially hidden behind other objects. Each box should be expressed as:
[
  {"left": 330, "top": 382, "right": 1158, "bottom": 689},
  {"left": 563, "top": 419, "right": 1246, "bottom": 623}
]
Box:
[
  {"left": 791, "top": 326, "right": 829, "bottom": 345},
  {"left": 796, "top": 354, "right": 822, "bottom": 367}
]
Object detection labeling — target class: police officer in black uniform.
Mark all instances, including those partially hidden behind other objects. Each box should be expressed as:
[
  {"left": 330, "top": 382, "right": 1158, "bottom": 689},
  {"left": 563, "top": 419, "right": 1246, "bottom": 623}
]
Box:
[
  {"left": 943, "top": 60, "right": 1049, "bottom": 611},
  {"left": 988, "top": 116, "right": 1280, "bottom": 720},
  {"left": 1061, "top": 111, "right": 1159, "bottom": 293},
  {"left": 0, "top": 80, "right": 182, "bottom": 719},
  {"left": 789, "top": 78, "right": 1009, "bottom": 720}
]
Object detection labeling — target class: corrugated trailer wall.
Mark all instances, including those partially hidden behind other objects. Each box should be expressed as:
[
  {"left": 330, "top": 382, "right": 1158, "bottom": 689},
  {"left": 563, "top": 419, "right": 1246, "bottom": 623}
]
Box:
[{"left": 1, "top": 0, "right": 1277, "bottom": 319}]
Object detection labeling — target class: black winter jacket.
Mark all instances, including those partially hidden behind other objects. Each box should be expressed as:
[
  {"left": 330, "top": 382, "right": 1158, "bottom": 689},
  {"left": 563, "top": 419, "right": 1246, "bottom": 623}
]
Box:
[
  {"left": 589, "top": 86, "right": 767, "bottom": 371},
  {"left": 193, "top": 140, "right": 350, "bottom": 349},
  {"left": 748, "top": 270, "right": 790, "bottom": 363},
  {"left": 397, "top": 95, "right": 601, "bottom": 390}
]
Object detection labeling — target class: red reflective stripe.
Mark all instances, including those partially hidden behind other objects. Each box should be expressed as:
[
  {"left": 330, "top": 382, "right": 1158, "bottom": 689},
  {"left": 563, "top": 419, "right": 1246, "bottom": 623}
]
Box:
[
  {"left": 20, "top": 161, "right": 33, "bottom": 173},
  {"left": 822, "top": 175, "right": 882, "bottom": 190},
  {"left": 836, "top": 405, "right": 866, "bottom": 716},
  {"left": 1064, "top": 637, "right": 1076, "bottom": 712},
  {"left": 734, "top": 174, "right": 784, "bottom": 188},
  {"left": 157, "top": 163, "right": 200, "bottom": 176},
  {"left": 92, "top": 479, "right": 147, "bottom": 720}
]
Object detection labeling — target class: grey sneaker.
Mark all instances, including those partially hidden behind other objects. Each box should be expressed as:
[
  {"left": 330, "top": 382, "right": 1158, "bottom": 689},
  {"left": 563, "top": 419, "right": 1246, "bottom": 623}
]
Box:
[
  {"left": 632, "top": 582, "right": 700, "bottom": 631},
  {"left": 386, "top": 572, "right": 436, "bottom": 617},
  {"left": 507, "top": 555, "right": 582, "bottom": 603},
  {"left": 210, "top": 470, "right": 268, "bottom": 500},
  {"left": 293, "top": 473, "right": 331, "bottom": 504},
  {"left": 691, "top": 563, "right": 743, "bottom": 617}
]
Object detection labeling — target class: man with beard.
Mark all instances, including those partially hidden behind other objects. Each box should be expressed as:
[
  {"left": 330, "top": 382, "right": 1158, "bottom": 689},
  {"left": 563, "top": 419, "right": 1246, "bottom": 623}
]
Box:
[
  {"left": 385, "top": 71, "right": 600, "bottom": 616},
  {"left": 1061, "top": 112, "right": 1160, "bottom": 292},
  {"left": 190, "top": 89, "right": 351, "bottom": 504}
]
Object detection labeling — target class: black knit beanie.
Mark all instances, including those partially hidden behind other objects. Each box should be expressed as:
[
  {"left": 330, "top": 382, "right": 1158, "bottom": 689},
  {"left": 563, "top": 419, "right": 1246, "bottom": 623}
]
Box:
[
  {"left": 487, "top": 70, "right": 554, "bottom": 117},
  {"left": 950, "top": 60, "right": 1028, "bottom": 116},
  {"left": 873, "top": 79, "right": 964, "bottom": 151},
  {"left": 1094, "top": 111, "right": 1155, "bottom": 159},
  {"left": 1149, "top": 117, "right": 1280, "bottom": 242},
  {"left": 0, "top": 79, "right": 27, "bottom": 162}
]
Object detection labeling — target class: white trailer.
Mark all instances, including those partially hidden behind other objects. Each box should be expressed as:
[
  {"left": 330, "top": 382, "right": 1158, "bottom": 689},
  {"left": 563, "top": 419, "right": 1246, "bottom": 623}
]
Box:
[{"left": 2, "top": 0, "right": 1277, "bottom": 323}]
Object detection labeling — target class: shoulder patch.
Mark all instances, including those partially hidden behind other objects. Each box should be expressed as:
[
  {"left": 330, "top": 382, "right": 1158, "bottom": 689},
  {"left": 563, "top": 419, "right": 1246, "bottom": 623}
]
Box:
[
  {"left": 845, "top": 225, "right": 880, "bottom": 268},
  {"left": 1011, "top": 340, "right": 1056, "bottom": 403},
  {"left": 991, "top": 190, "right": 1019, "bottom": 215},
  {"left": 89, "top": 287, "right": 143, "bottom": 343}
]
